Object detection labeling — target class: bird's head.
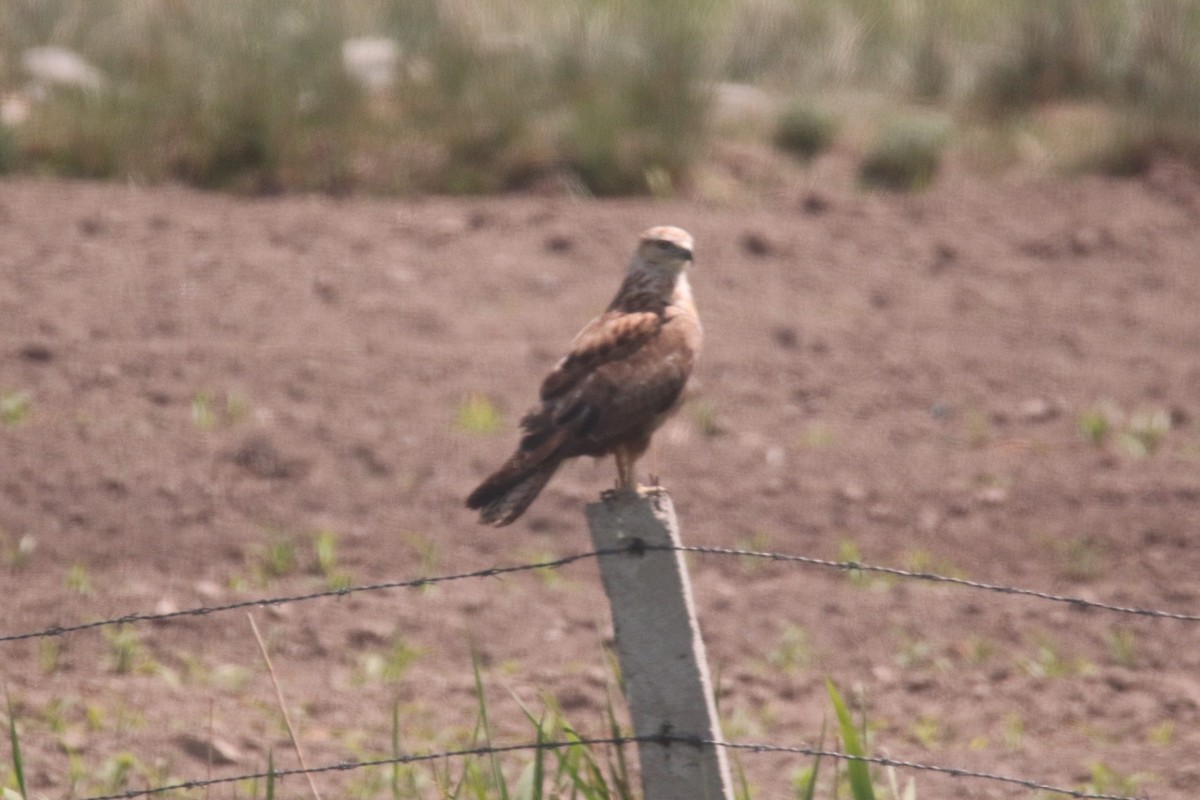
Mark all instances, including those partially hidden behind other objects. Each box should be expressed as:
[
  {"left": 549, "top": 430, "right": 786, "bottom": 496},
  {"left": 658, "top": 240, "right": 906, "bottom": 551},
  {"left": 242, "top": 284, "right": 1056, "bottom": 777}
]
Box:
[{"left": 634, "top": 226, "right": 694, "bottom": 273}]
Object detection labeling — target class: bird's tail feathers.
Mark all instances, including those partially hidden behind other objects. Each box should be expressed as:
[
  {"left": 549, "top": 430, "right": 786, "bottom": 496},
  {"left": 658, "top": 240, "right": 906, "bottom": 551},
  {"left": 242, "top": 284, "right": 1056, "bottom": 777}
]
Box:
[{"left": 466, "top": 458, "right": 561, "bottom": 527}]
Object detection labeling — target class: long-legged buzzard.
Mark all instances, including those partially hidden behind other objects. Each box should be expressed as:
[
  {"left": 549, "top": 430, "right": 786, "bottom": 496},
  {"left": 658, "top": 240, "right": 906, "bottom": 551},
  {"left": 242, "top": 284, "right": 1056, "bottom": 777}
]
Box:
[{"left": 467, "top": 226, "right": 702, "bottom": 526}]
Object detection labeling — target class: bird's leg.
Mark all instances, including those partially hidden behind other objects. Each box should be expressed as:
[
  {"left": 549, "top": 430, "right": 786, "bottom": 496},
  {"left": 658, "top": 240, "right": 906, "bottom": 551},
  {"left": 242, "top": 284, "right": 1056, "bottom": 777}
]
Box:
[
  {"left": 647, "top": 439, "right": 661, "bottom": 487},
  {"left": 615, "top": 447, "right": 635, "bottom": 492},
  {"left": 601, "top": 448, "right": 635, "bottom": 502}
]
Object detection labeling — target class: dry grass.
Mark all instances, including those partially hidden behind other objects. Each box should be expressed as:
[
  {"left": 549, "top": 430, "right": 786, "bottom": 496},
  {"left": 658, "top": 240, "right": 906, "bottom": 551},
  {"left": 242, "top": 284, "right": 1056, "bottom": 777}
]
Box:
[{"left": 0, "top": 0, "right": 1198, "bottom": 194}]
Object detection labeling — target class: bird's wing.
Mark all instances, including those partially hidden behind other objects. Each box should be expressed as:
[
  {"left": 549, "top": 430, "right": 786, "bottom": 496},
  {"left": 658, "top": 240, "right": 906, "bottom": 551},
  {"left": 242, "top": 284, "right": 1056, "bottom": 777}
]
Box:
[
  {"left": 521, "top": 307, "right": 697, "bottom": 453},
  {"left": 538, "top": 310, "right": 662, "bottom": 401}
]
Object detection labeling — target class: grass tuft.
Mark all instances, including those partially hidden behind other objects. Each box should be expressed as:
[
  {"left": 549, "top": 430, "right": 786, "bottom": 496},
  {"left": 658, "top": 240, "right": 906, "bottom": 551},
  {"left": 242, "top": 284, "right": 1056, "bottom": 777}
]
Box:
[
  {"left": 860, "top": 115, "right": 953, "bottom": 191},
  {"left": 6, "top": 2, "right": 1200, "bottom": 190},
  {"left": 827, "top": 680, "right": 876, "bottom": 800},
  {"left": 456, "top": 393, "right": 504, "bottom": 436},
  {"left": 774, "top": 101, "right": 839, "bottom": 161},
  {"left": 0, "top": 393, "right": 31, "bottom": 427}
]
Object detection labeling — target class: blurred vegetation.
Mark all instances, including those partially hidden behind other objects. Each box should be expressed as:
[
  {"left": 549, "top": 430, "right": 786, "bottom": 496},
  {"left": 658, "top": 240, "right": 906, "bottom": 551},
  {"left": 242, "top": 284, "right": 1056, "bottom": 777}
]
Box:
[
  {"left": 774, "top": 101, "right": 840, "bottom": 161},
  {"left": 860, "top": 114, "right": 953, "bottom": 190},
  {"left": 0, "top": 0, "right": 1198, "bottom": 195}
]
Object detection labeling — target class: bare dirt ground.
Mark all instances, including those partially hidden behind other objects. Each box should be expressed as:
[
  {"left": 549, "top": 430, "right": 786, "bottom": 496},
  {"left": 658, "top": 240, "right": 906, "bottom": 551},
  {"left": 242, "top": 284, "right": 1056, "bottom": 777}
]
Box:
[{"left": 3, "top": 162, "right": 1200, "bottom": 799}]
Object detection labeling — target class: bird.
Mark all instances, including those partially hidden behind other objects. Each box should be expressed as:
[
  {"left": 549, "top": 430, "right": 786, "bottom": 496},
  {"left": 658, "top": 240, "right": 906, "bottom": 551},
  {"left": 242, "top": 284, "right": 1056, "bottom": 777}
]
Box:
[{"left": 466, "top": 225, "right": 702, "bottom": 527}]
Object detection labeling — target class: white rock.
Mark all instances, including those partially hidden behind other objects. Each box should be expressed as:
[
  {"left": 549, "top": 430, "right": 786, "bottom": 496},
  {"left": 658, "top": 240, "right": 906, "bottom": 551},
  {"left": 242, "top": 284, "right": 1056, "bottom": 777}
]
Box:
[
  {"left": 1, "top": 93, "right": 29, "bottom": 126},
  {"left": 342, "top": 37, "right": 400, "bottom": 92},
  {"left": 711, "top": 82, "right": 774, "bottom": 123},
  {"left": 22, "top": 46, "right": 106, "bottom": 91}
]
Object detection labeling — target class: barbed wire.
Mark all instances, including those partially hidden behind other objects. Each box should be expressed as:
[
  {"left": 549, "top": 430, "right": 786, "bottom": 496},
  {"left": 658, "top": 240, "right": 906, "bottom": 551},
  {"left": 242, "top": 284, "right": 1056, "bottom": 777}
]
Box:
[
  {"left": 663, "top": 544, "right": 1200, "bottom": 621},
  {"left": 3, "top": 541, "right": 1198, "bottom": 645},
  {"left": 0, "top": 548, "right": 623, "bottom": 644},
  {"left": 72, "top": 734, "right": 1146, "bottom": 800}
]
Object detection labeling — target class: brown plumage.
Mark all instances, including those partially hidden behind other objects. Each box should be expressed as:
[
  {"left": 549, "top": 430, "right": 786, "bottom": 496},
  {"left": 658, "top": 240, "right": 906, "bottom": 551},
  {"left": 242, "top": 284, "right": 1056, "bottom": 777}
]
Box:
[{"left": 466, "top": 225, "right": 702, "bottom": 526}]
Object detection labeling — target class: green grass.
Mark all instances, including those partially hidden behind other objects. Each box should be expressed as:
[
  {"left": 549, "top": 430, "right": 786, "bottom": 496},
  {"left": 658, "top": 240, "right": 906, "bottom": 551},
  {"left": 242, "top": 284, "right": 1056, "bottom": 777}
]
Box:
[
  {"left": 5, "top": 690, "right": 26, "bottom": 800},
  {"left": 455, "top": 393, "right": 504, "bottom": 436},
  {"left": 1078, "top": 404, "right": 1115, "bottom": 445},
  {"left": 356, "top": 636, "right": 424, "bottom": 686},
  {"left": 827, "top": 680, "right": 876, "bottom": 800},
  {"left": 0, "top": 393, "right": 31, "bottom": 427},
  {"left": 860, "top": 115, "right": 953, "bottom": 191},
  {"left": 4, "top": 645, "right": 916, "bottom": 800},
  {"left": 311, "top": 528, "right": 353, "bottom": 590},
  {"left": 102, "top": 625, "right": 146, "bottom": 675},
  {"left": 775, "top": 101, "right": 840, "bottom": 161},
  {"left": 64, "top": 563, "right": 92, "bottom": 596},
  {"left": 766, "top": 623, "right": 812, "bottom": 673},
  {"left": 191, "top": 389, "right": 251, "bottom": 430}
]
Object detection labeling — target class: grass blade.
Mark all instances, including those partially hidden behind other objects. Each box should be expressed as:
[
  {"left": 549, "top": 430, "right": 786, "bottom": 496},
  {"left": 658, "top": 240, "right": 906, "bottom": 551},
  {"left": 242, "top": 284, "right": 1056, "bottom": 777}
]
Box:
[
  {"left": 794, "top": 719, "right": 826, "bottom": 800},
  {"left": 5, "top": 688, "right": 26, "bottom": 800},
  {"left": 390, "top": 700, "right": 401, "bottom": 800},
  {"left": 472, "top": 652, "right": 510, "bottom": 800},
  {"left": 826, "top": 680, "right": 875, "bottom": 800}
]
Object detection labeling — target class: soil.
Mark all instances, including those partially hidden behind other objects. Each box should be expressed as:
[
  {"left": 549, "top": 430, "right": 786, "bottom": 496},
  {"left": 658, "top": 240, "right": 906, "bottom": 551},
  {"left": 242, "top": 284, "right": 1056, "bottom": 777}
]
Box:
[{"left": 3, "top": 162, "right": 1200, "bottom": 799}]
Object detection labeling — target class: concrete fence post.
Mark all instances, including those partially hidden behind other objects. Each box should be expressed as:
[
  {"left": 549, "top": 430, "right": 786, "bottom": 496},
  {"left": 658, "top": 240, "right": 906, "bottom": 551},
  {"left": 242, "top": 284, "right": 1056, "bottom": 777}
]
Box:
[{"left": 585, "top": 490, "right": 733, "bottom": 800}]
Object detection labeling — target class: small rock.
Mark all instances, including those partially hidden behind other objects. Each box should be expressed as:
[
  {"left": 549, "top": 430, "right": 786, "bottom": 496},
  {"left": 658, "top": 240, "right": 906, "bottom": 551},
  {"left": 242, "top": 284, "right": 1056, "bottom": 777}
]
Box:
[
  {"left": 347, "top": 620, "right": 394, "bottom": 647},
  {"left": 194, "top": 580, "right": 223, "bottom": 600},
  {"left": 946, "top": 500, "right": 971, "bottom": 517},
  {"left": 904, "top": 676, "right": 935, "bottom": 693},
  {"left": 871, "top": 665, "right": 897, "bottom": 685},
  {"left": 1170, "top": 406, "right": 1190, "bottom": 427},
  {"left": 177, "top": 733, "right": 243, "bottom": 765},
  {"left": 341, "top": 37, "right": 400, "bottom": 92},
  {"left": 22, "top": 46, "right": 106, "bottom": 91},
  {"left": 529, "top": 272, "right": 562, "bottom": 295},
  {"left": 976, "top": 486, "right": 1008, "bottom": 506},
  {"left": 839, "top": 482, "right": 868, "bottom": 503},
  {"left": 929, "top": 242, "right": 957, "bottom": 274},
  {"left": 771, "top": 326, "right": 799, "bottom": 349},
  {"left": 866, "top": 503, "right": 894, "bottom": 521},
  {"left": 19, "top": 342, "right": 53, "bottom": 362},
  {"left": 312, "top": 276, "right": 338, "bottom": 303},
  {"left": 231, "top": 435, "right": 303, "bottom": 480},
  {"left": 77, "top": 215, "right": 106, "bottom": 236},
  {"left": 764, "top": 445, "right": 785, "bottom": 468},
  {"left": 740, "top": 230, "right": 773, "bottom": 257},
  {"left": 1103, "top": 669, "right": 1136, "bottom": 692},
  {"left": 59, "top": 729, "right": 88, "bottom": 753},
  {"left": 1018, "top": 398, "right": 1058, "bottom": 422},
  {"left": 544, "top": 234, "right": 572, "bottom": 253},
  {"left": 351, "top": 444, "right": 390, "bottom": 476},
  {"left": 154, "top": 597, "right": 179, "bottom": 616},
  {"left": 801, "top": 193, "right": 829, "bottom": 215}
]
